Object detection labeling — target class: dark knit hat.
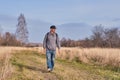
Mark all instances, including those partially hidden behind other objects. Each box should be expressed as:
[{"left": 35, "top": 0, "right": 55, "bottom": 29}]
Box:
[{"left": 50, "top": 25, "right": 56, "bottom": 29}]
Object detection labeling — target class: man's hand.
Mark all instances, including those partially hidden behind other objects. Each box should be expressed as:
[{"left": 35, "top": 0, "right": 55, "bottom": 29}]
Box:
[{"left": 43, "top": 48, "right": 46, "bottom": 53}]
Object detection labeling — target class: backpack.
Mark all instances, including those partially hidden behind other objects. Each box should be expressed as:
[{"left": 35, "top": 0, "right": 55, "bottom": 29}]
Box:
[{"left": 46, "top": 32, "right": 58, "bottom": 42}]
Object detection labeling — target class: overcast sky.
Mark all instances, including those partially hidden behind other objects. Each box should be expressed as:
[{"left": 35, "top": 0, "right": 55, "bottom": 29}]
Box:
[
  {"left": 0, "top": 0, "right": 120, "bottom": 26},
  {"left": 0, "top": 0, "right": 120, "bottom": 42}
]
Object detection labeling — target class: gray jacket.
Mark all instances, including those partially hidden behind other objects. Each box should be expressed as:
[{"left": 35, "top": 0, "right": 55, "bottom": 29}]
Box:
[{"left": 43, "top": 32, "right": 60, "bottom": 50}]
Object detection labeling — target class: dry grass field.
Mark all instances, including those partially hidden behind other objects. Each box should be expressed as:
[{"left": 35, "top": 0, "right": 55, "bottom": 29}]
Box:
[
  {"left": 57, "top": 47, "right": 120, "bottom": 68},
  {"left": 0, "top": 47, "right": 120, "bottom": 80}
]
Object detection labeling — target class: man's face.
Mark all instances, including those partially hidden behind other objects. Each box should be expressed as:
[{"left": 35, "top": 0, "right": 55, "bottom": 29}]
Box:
[{"left": 50, "top": 28, "right": 56, "bottom": 33}]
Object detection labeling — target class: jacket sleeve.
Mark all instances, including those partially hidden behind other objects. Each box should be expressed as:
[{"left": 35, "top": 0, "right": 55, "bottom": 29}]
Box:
[
  {"left": 43, "top": 33, "right": 47, "bottom": 49},
  {"left": 56, "top": 34, "right": 61, "bottom": 49}
]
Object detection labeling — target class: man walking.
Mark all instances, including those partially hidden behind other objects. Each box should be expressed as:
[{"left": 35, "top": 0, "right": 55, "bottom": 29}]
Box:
[{"left": 43, "top": 25, "right": 60, "bottom": 72}]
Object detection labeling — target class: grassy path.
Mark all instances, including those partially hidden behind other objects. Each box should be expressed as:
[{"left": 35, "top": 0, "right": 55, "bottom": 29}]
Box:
[{"left": 7, "top": 50, "right": 120, "bottom": 80}]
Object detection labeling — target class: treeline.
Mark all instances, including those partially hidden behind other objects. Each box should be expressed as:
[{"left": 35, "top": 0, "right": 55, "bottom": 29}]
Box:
[
  {"left": 0, "top": 32, "right": 40, "bottom": 47},
  {"left": 61, "top": 25, "right": 120, "bottom": 48},
  {"left": 0, "top": 32, "right": 22, "bottom": 46}
]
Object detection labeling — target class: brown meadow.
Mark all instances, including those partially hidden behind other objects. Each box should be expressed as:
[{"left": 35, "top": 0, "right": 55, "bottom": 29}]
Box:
[{"left": 0, "top": 47, "right": 120, "bottom": 80}]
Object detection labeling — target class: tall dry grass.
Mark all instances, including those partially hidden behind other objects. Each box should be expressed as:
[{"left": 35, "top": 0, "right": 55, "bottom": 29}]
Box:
[
  {"left": 0, "top": 47, "right": 13, "bottom": 80},
  {"left": 0, "top": 47, "right": 120, "bottom": 80},
  {"left": 35, "top": 47, "right": 120, "bottom": 68},
  {"left": 0, "top": 52, "right": 12, "bottom": 80},
  {"left": 56, "top": 47, "right": 120, "bottom": 68},
  {"left": 0, "top": 46, "right": 40, "bottom": 80},
  {"left": 0, "top": 46, "right": 120, "bottom": 68}
]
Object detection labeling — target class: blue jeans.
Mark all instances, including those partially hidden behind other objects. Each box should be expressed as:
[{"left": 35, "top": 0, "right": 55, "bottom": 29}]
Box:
[{"left": 46, "top": 50, "right": 56, "bottom": 70}]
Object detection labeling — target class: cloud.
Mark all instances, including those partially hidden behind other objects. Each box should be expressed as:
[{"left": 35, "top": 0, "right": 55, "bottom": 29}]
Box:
[{"left": 112, "top": 18, "right": 120, "bottom": 22}]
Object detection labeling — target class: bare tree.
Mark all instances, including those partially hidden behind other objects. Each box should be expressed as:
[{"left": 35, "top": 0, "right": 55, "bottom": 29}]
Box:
[
  {"left": 1, "top": 32, "right": 20, "bottom": 46},
  {"left": 60, "top": 38, "right": 81, "bottom": 47},
  {"left": 60, "top": 25, "right": 120, "bottom": 48},
  {"left": 15, "top": 13, "right": 29, "bottom": 45},
  {"left": 91, "top": 24, "right": 104, "bottom": 47},
  {"left": 104, "top": 28, "right": 120, "bottom": 47}
]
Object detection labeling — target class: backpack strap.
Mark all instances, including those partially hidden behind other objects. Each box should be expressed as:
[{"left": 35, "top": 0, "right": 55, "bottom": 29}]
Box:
[
  {"left": 55, "top": 33, "right": 58, "bottom": 38},
  {"left": 46, "top": 32, "right": 49, "bottom": 42}
]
